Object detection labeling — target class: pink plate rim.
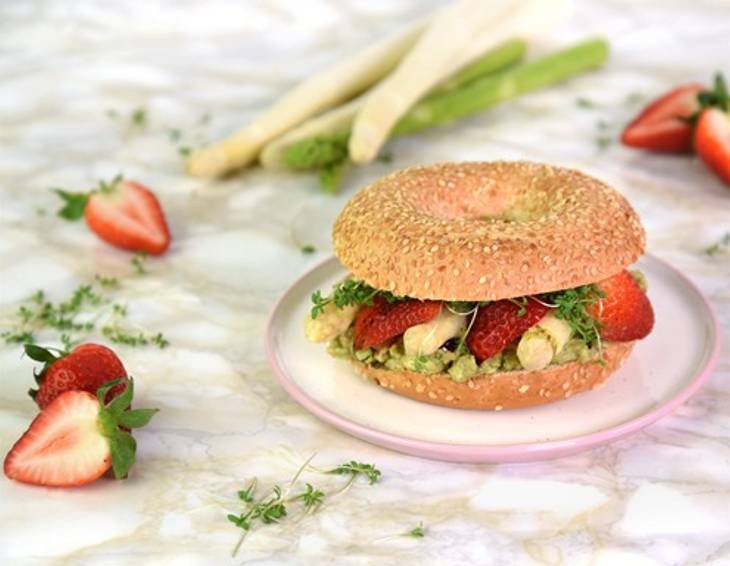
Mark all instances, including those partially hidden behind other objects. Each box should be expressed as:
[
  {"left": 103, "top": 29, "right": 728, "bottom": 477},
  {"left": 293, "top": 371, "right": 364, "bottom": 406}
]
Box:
[{"left": 265, "top": 253, "right": 722, "bottom": 463}]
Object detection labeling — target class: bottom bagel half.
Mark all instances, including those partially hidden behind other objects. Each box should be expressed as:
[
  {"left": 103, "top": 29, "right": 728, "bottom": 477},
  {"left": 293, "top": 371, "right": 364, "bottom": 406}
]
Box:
[{"left": 350, "top": 341, "right": 634, "bottom": 410}]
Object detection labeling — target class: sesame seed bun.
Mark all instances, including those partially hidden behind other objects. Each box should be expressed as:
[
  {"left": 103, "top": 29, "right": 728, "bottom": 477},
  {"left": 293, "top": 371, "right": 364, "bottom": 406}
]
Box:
[
  {"left": 351, "top": 341, "right": 634, "bottom": 410},
  {"left": 333, "top": 161, "right": 645, "bottom": 301}
]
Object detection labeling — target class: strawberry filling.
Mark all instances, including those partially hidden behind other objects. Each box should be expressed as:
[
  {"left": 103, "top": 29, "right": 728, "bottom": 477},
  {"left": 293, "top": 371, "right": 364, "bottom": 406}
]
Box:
[{"left": 316, "top": 269, "right": 654, "bottom": 379}]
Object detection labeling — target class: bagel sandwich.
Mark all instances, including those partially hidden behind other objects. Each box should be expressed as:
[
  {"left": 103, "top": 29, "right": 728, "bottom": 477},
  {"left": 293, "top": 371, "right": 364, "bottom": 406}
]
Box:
[{"left": 304, "top": 161, "right": 654, "bottom": 410}]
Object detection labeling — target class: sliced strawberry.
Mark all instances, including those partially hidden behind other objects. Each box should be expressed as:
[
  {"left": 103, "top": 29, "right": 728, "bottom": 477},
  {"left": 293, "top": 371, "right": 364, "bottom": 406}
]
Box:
[
  {"left": 3, "top": 379, "right": 157, "bottom": 487},
  {"left": 589, "top": 270, "right": 654, "bottom": 342},
  {"left": 353, "top": 297, "right": 441, "bottom": 350},
  {"left": 467, "top": 298, "right": 551, "bottom": 362},
  {"left": 85, "top": 179, "right": 171, "bottom": 255},
  {"left": 621, "top": 84, "right": 704, "bottom": 152},
  {"left": 26, "top": 343, "right": 127, "bottom": 409},
  {"left": 695, "top": 108, "right": 730, "bottom": 186}
]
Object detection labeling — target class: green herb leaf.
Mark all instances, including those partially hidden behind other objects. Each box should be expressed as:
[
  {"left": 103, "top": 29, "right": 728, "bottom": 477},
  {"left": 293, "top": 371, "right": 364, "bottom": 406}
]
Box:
[
  {"left": 403, "top": 522, "right": 426, "bottom": 539},
  {"left": 704, "top": 232, "right": 730, "bottom": 256},
  {"left": 300, "top": 245, "right": 316, "bottom": 255},
  {"left": 131, "top": 252, "right": 148, "bottom": 275},
  {"left": 326, "top": 461, "right": 381, "bottom": 484},
  {"left": 296, "top": 483, "right": 325, "bottom": 511},
  {"left": 238, "top": 479, "right": 257, "bottom": 503},
  {"left": 130, "top": 107, "right": 147, "bottom": 127},
  {"left": 54, "top": 189, "right": 90, "bottom": 221},
  {"left": 310, "top": 279, "right": 403, "bottom": 319}
]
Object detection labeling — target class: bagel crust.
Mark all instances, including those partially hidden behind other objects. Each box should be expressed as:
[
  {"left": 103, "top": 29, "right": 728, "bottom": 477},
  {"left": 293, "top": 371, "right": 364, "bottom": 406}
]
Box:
[
  {"left": 333, "top": 161, "right": 645, "bottom": 301},
  {"left": 350, "top": 341, "right": 634, "bottom": 410}
]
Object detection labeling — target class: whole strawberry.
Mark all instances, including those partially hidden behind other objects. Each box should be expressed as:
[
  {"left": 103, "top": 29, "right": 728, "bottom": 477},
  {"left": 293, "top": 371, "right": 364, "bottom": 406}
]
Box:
[{"left": 25, "top": 343, "right": 128, "bottom": 408}]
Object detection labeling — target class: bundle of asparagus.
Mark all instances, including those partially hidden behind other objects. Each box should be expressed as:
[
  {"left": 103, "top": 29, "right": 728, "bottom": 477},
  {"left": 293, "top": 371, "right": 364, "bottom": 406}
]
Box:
[{"left": 187, "top": 0, "right": 609, "bottom": 193}]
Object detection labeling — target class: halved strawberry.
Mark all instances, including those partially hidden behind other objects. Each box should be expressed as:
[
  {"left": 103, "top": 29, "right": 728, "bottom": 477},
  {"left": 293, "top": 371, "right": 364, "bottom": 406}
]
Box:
[
  {"left": 621, "top": 84, "right": 704, "bottom": 152},
  {"left": 3, "top": 379, "right": 157, "bottom": 487},
  {"left": 467, "top": 298, "right": 551, "bottom": 362},
  {"left": 695, "top": 108, "right": 730, "bottom": 186},
  {"left": 85, "top": 179, "right": 171, "bottom": 255},
  {"left": 589, "top": 270, "right": 654, "bottom": 342},
  {"left": 353, "top": 297, "right": 441, "bottom": 350},
  {"left": 25, "top": 343, "right": 127, "bottom": 409}
]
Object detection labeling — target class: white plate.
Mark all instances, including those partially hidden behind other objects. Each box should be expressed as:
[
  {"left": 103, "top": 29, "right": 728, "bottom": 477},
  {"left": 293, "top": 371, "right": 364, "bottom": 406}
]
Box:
[{"left": 266, "top": 255, "right": 720, "bottom": 462}]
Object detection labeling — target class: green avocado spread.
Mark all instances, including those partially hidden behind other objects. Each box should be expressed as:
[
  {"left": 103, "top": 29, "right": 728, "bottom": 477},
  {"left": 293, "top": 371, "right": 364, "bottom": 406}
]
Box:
[{"left": 327, "top": 327, "right": 597, "bottom": 383}]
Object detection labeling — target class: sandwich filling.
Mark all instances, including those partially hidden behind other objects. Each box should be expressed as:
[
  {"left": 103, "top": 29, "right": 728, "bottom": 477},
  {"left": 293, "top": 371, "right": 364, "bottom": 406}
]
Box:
[{"left": 305, "top": 270, "right": 652, "bottom": 383}]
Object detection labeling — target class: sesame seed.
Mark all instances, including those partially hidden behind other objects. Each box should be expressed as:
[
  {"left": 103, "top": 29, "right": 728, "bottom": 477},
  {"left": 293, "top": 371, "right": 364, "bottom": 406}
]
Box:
[
  {"left": 519, "top": 385, "right": 530, "bottom": 394},
  {"left": 428, "top": 391, "right": 437, "bottom": 399},
  {"left": 495, "top": 405, "right": 503, "bottom": 411}
]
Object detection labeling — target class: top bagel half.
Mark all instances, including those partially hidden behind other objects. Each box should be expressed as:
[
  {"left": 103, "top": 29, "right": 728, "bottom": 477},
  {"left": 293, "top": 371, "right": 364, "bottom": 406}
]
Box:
[{"left": 333, "top": 161, "right": 645, "bottom": 301}]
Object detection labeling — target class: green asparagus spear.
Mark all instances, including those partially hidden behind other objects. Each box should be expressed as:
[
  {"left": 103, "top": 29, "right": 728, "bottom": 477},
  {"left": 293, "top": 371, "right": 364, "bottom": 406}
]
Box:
[{"left": 394, "top": 38, "right": 609, "bottom": 135}]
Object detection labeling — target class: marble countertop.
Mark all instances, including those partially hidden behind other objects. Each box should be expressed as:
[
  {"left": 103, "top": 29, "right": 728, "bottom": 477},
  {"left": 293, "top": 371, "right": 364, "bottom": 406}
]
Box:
[{"left": 1, "top": 0, "right": 729, "bottom": 564}]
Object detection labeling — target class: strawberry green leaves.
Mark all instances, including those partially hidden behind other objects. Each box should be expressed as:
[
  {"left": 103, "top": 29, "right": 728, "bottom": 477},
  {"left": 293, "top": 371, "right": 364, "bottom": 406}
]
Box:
[
  {"left": 54, "top": 190, "right": 90, "bottom": 221},
  {"left": 96, "top": 378, "right": 159, "bottom": 480}
]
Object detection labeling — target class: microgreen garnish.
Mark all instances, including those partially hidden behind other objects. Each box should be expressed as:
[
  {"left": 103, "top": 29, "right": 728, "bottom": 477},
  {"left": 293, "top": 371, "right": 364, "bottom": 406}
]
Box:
[
  {"left": 377, "top": 151, "right": 394, "bottom": 163},
  {"left": 178, "top": 146, "right": 192, "bottom": 157},
  {"left": 507, "top": 297, "right": 528, "bottom": 316},
  {"left": 704, "top": 232, "right": 730, "bottom": 256},
  {"left": 326, "top": 460, "right": 381, "bottom": 485},
  {"left": 543, "top": 284, "right": 603, "bottom": 348},
  {"left": 227, "top": 455, "right": 379, "bottom": 556},
  {"left": 1, "top": 279, "right": 169, "bottom": 350},
  {"left": 295, "top": 483, "right": 325, "bottom": 512},
  {"left": 310, "top": 279, "right": 402, "bottom": 319},
  {"left": 576, "top": 97, "right": 595, "bottom": 108},
  {"left": 130, "top": 107, "right": 147, "bottom": 127},
  {"left": 131, "top": 252, "right": 148, "bottom": 275},
  {"left": 300, "top": 244, "right": 316, "bottom": 254},
  {"left": 403, "top": 522, "right": 426, "bottom": 539}
]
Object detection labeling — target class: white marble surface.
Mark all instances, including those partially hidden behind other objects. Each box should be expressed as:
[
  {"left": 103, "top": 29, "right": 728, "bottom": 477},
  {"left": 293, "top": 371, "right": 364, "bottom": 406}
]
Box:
[{"left": 1, "top": 0, "right": 729, "bottom": 564}]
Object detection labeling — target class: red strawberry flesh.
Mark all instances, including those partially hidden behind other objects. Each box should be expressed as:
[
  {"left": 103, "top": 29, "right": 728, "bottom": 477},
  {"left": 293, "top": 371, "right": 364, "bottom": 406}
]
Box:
[
  {"left": 353, "top": 297, "right": 441, "bottom": 350},
  {"left": 467, "top": 298, "right": 551, "bottom": 362},
  {"left": 621, "top": 84, "right": 703, "bottom": 152},
  {"left": 85, "top": 180, "right": 171, "bottom": 255},
  {"left": 695, "top": 108, "right": 730, "bottom": 186},
  {"left": 589, "top": 270, "right": 654, "bottom": 342},
  {"left": 3, "top": 391, "right": 111, "bottom": 487}
]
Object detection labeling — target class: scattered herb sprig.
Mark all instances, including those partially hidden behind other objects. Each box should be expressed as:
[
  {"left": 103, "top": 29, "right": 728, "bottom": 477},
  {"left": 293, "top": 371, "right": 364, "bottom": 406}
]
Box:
[
  {"left": 310, "top": 279, "right": 402, "bottom": 319},
  {"left": 1, "top": 279, "right": 169, "bottom": 350},
  {"left": 704, "top": 232, "right": 730, "bottom": 256},
  {"left": 403, "top": 522, "right": 426, "bottom": 539},
  {"left": 227, "top": 456, "right": 381, "bottom": 557}
]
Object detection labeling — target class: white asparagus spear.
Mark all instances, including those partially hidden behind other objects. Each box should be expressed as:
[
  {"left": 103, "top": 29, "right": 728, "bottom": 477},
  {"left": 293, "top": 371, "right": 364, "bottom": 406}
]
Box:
[
  {"left": 348, "top": 0, "right": 567, "bottom": 164},
  {"left": 186, "top": 19, "right": 428, "bottom": 177}
]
